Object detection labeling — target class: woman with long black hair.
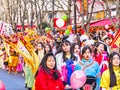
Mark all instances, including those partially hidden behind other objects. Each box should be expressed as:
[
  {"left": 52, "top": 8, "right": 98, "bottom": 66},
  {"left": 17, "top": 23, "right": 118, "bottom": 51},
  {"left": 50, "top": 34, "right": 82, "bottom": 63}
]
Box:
[
  {"left": 35, "top": 52, "right": 64, "bottom": 90},
  {"left": 44, "top": 44, "right": 53, "bottom": 55},
  {"left": 92, "top": 42, "right": 109, "bottom": 74},
  {"left": 100, "top": 52, "right": 120, "bottom": 90},
  {"left": 55, "top": 40, "right": 77, "bottom": 90},
  {"left": 75, "top": 46, "right": 100, "bottom": 90}
]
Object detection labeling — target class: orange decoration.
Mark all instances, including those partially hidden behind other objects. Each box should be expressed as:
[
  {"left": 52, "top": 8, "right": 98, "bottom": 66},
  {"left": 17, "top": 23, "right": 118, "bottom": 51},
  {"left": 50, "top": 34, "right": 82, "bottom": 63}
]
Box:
[{"left": 67, "top": 25, "right": 72, "bottom": 31}]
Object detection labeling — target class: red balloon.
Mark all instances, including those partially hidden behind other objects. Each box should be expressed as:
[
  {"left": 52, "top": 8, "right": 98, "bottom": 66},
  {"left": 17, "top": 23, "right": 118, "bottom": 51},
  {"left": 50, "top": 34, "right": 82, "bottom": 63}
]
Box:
[
  {"left": 70, "top": 70, "right": 86, "bottom": 89},
  {"left": 0, "top": 80, "right": 5, "bottom": 90}
]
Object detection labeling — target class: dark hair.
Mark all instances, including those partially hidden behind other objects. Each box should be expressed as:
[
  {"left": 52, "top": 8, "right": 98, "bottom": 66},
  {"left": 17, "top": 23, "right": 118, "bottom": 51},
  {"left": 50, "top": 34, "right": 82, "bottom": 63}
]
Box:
[
  {"left": 40, "top": 53, "right": 56, "bottom": 70},
  {"left": 71, "top": 43, "right": 80, "bottom": 53},
  {"left": 94, "top": 42, "right": 109, "bottom": 57},
  {"left": 104, "top": 37, "right": 111, "bottom": 41},
  {"left": 61, "top": 40, "right": 71, "bottom": 61},
  {"left": 75, "top": 36, "right": 81, "bottom": 45},
  {"left": 38, "top": 42, "right": 44, "bottom": 48},
  {"left": 109, "top": 52, "right": 120, "bottom": 87},
  {"left": 93, "top": 42, "right": 104, "bottom": 57},
  {"left": 61, "top": 39, "right": 71, "bottom": 47},
  {"left": 44, "top": 44, "right": 53, "bottom": 55},
  {"left": 55, "top": 47, "right": 62, "bottom": 55},
  {"left": 71, "top": 42, "right": 80, "bottom": 53},
  {"left": 98, "top": 32, "right": 102, "bottom": 41},
  {"left": 71, "top": 43, "right": 81, "bottom": 61},
  {"left": 35, "top": 42, "right": 44, "bottom": 54},
  {"left": 61, "top": 40, "right": 77, "bottom": 62},
  {"left": 61, "top": 35, "right": 69, "bottom": 42},
  {"left": 36, "top": 52, "right": 60, "bottom": 80},
  {"left": 82, "top": 46, "right": 92, "bottom": 56}
]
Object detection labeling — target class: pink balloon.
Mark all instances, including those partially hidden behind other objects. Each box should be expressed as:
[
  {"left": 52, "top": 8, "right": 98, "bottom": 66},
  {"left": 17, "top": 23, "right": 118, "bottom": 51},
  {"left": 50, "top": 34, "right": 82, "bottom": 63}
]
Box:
[
  {"left": 70, "top": 70, "right": 86, "bottom": 89},
  {"left": 0, "top": 80, "right": 5, "bottom": 90}
]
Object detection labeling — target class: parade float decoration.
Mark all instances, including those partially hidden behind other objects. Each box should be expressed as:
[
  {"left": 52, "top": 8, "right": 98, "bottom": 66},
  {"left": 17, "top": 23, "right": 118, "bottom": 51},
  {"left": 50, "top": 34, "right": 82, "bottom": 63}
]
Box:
[
  {"left": 54, "top": 15, "right": 68, "bottom": 34},
  {"left": 19, "top": 29, "right": 40, "bottom": 74},
  {"left": 0, "top": 21, "right": 40, "bottom": 75}
]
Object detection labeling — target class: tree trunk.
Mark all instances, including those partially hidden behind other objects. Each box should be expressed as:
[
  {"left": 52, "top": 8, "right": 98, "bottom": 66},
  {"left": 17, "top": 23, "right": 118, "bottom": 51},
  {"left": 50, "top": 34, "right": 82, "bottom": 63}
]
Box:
[
  {"left": 68, "top": 0, "right": 72, "bottom": 25},
  {"left": 81, "top": 0, "right": 85, "bottom": 32},
  {"left": 19, "top": 0, "right": 25, "bottom": 32},
  {"left": 85, "top": 0, "right": 95, "bottom": 34},
  {"left": 116, "top": 0, "right": 120, "bottom": 31},
  {"left": 103, "top": 0, "right": 116, "bottom": 26},
  {"left": 34, "top": 0, "right": 39, "bottom": 32}
]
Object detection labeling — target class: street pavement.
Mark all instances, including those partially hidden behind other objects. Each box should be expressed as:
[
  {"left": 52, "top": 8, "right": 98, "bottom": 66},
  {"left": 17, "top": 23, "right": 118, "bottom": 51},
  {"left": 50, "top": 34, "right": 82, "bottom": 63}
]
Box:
[{"left": 0, "top": 69, "right": 27, "bottom": 90}]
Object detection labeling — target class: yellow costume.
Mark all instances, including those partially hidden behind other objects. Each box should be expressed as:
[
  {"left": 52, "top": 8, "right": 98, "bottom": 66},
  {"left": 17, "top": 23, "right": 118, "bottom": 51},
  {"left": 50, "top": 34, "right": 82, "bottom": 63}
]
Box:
[
  {"left": 100, "top": 67, "right": 120, "bottom": 90},
  {"left": 8, "top": 46, "right": 19, "bottom": 74},
  {"left": 9, "top": 47, "right": 19, "bottom": 67},
  {"left": 0, "top": 45, "right": 4, "bottom": 68}
]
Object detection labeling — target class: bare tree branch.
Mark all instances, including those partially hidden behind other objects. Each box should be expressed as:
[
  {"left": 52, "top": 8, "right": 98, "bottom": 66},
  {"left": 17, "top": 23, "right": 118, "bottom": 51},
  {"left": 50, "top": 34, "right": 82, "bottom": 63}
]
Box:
[{"left": 102, "top": 0, "right": 116, "bottom": 26}]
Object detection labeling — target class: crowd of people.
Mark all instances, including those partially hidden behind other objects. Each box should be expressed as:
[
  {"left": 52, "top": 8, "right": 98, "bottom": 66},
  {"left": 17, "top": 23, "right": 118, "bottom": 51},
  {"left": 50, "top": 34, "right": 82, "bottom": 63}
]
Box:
[{"left": 0, "top": 28, "right": 120, "bottom": 90}]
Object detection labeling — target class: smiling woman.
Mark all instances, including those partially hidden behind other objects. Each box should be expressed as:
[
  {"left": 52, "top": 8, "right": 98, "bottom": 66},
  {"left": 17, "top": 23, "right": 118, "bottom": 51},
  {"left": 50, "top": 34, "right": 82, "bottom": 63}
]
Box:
[
  {"left": 35, "top": 52, "right": 64, "bottom": 90},
  {"left": 100, "top": 52, "right": 120, "bottom": 90}
]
